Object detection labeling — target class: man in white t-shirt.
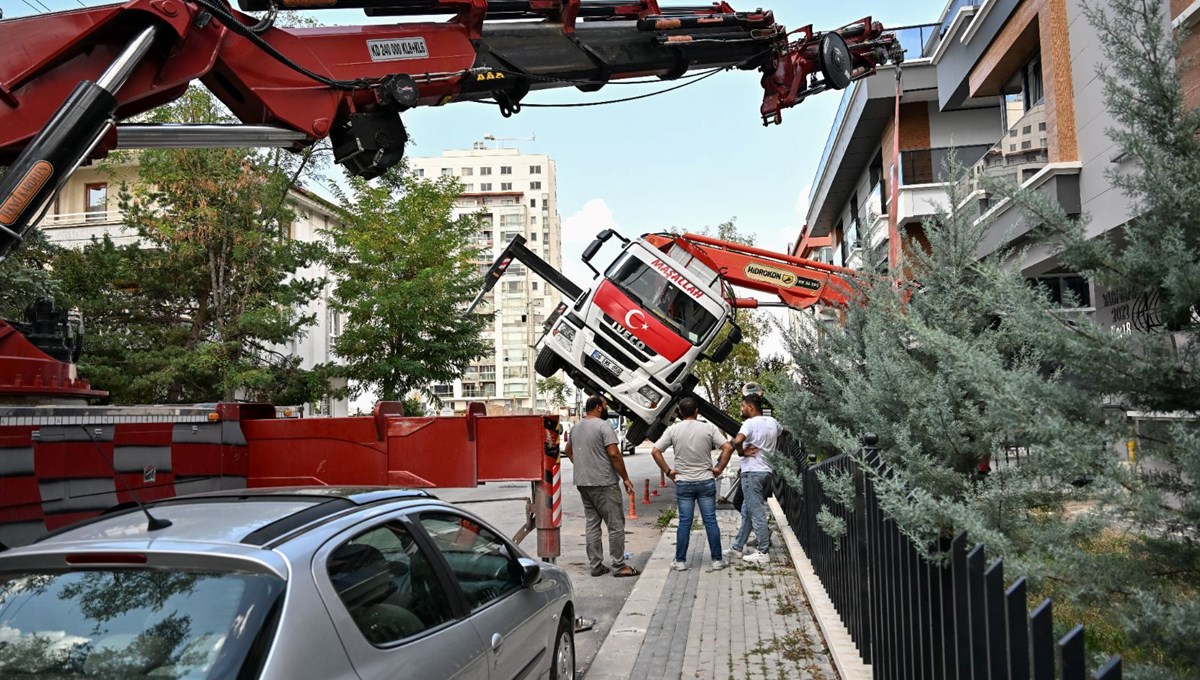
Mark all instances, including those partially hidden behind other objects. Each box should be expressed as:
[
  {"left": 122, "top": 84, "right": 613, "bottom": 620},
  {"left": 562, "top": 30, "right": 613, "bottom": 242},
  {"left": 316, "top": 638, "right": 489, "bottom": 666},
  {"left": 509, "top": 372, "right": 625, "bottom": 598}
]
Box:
[
  {"left": 650, "top": 397, "right": 733, "bottom": 572},
  {"left": 724, "top": 393, "right": 781, "bottom": 565}
]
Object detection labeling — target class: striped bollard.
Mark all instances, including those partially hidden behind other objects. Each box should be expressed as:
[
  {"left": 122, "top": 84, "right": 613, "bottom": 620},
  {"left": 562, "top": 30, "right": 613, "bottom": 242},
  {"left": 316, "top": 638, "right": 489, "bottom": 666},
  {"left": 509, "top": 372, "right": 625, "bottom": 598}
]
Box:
[{"left": 536, "top": 417, "right": 562, "bottom": 561}]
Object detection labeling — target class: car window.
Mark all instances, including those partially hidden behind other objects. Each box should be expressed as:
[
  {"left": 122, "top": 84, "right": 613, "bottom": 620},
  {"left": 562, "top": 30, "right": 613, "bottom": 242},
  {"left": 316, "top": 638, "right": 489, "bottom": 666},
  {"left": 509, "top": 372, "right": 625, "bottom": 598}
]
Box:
[
  {"left": 327, "top": 523, "right": 453, "bottom": 646},
  {"left": 0, "top": 568, "right": 283, "bottom": 679},
  {"left": 418, "top": 514, "right": 520, "bottom": 610}
]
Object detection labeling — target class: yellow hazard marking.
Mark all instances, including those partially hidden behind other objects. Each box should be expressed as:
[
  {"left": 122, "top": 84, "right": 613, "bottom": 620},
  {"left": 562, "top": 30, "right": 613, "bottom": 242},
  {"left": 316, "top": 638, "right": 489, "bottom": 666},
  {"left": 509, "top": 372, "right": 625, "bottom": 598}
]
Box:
[{"left": 476, "top": 71, "right": 506, "bottom": 81}]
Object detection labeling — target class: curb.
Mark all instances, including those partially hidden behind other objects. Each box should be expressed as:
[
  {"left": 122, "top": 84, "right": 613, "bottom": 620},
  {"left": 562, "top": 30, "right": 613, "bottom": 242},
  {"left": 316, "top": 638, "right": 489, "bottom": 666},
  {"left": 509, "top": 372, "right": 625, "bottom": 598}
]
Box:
[
  {"left": 582, "top": 526, "right": 675, "bottom": 680},
  {"left": 768, "top": 497, "right": 873, "bottom": 680}
]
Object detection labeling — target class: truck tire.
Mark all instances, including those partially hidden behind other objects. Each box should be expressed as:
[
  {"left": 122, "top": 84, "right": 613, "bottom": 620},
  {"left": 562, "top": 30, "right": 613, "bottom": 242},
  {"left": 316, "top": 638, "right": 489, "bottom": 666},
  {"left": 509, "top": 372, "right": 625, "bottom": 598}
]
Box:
[
  {"left": 647, "top": 422, "right": 667, "bottom": 443},
  {"left": 535, "top": 347, "right": 561, "bottom": 378},
  {"left": 625, "top": 419, "right": 649, "bottom": 451}
]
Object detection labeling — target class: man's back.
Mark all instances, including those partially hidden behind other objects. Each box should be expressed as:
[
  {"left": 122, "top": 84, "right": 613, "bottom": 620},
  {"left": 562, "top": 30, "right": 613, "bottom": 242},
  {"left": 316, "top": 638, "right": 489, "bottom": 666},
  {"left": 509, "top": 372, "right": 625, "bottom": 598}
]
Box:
[
  {"left": 570, "top": 417, "right": 618, "bottom": 486},
  {"left": 654, "top": 420, "right": 726, "bottom": 482}
]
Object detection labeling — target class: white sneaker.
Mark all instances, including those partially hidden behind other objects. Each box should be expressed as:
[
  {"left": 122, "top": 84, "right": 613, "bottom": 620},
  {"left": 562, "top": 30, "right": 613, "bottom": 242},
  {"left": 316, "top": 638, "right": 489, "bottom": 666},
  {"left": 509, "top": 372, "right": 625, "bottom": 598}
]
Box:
[
  {"left": 722, "top": 547, "right": 743, "bottom": 559},
  {"left": 710, "top": 559, "right": 727, "bottom": 571},
  {"left": 742, "top": 551, "right": 771, "bottom": 565},
  {"left": 671, "top": 561, "right": 689, "bottom": 571}
]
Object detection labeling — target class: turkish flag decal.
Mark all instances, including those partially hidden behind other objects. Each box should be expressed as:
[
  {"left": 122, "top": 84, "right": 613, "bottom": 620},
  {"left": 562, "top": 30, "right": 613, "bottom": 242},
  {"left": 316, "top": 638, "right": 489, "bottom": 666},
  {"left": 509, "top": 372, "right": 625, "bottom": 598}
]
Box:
[{"left": 593, "top": 281, "right": 691, "bottom": 362}]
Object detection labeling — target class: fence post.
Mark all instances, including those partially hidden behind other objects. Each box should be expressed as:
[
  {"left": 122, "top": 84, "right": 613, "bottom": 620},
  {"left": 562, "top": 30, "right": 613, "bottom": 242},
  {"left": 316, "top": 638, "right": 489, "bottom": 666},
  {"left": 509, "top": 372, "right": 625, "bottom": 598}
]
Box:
[
  {"left": 985, "top": 559, "right": 1008, "bottom": 680},
  {"left": 951, "top": 532, "right": 972, "bottom": 680},
  {"left": 1059, "top": 624, "right": 1086, "bottom": 680},
  {"left": 1030, "top": 599, "right": 1055, "bottom": 680},
  {"left": 1006, "top": 578, "right": 1031, "bottom": 680},
  {"left": 967, "top": 544, "right": 989, "bottom": 678},
  {"left": 857, "top": 435, "right": 878, "bottom": 664}
]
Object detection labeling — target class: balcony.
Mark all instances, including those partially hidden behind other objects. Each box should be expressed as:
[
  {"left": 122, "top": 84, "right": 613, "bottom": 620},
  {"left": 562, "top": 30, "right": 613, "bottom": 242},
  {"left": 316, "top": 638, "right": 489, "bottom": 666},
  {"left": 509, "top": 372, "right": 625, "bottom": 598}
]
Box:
[{"left": 963, "top": 102, "right": 1082, "bottom": 257}]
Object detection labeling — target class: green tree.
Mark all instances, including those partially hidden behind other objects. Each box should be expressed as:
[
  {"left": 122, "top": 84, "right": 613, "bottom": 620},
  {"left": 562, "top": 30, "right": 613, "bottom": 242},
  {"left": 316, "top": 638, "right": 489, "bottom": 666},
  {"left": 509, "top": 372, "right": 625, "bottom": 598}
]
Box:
[
  {"left": 538, "top": 375, "right": 571, "bottom": 410},
  {"left": 53, "top": 88, "right": 326, "bottom": 404},
  {"left": 0, "top": 228, "right": 61, "bottom": 321},
  {"left": 324, "top": 168, "right": 490, "bottom": 402}
]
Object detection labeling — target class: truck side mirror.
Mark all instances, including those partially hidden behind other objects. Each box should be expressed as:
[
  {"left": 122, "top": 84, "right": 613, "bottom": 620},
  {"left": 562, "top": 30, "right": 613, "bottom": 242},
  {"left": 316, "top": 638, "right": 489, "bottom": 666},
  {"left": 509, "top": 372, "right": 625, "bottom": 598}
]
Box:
[
  {"left": 582, "top": 238, "right": 603, "bottom": 265},
  {"left": 709, "top": 325, "right": 743, "bottom": 363}
]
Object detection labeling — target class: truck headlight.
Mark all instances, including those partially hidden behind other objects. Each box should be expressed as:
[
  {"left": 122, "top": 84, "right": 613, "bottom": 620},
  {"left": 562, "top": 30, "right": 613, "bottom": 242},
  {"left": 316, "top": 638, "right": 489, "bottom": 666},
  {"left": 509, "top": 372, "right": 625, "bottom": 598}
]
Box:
[
  {"left": 554, "top": 323, "right": 576, "bottom": 342},
  {"left": 632, "top": 386, "right": 662, "bottom": 409}
]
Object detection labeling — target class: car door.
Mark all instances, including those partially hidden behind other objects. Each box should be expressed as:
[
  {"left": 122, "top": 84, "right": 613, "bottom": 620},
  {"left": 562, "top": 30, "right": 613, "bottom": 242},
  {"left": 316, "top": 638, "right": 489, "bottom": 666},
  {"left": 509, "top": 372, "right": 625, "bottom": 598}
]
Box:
[
  {"left": 313, "top": 518, "right": 490, "bottom": 680},
  {"left": 416, "top": 512, "right": 552, "bottom": 680}
]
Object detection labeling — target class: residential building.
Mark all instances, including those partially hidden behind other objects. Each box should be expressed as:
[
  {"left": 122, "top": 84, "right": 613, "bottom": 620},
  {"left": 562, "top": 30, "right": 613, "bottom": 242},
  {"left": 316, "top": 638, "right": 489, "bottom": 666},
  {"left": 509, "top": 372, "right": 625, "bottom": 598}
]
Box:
[
  {"left": 408, "top": 145, "right": 563, "bottom": 415},
  {"left": 36, "top": 162, "right": 350, "bottom": 416},
  {"left": 797, "top": 0, "right": 1198, "bottom": 337}
]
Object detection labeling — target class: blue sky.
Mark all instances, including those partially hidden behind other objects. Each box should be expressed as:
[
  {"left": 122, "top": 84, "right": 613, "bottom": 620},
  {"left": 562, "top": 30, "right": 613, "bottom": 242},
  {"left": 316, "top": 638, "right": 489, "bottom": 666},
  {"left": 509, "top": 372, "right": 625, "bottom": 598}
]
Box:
[{"left": 7, "top": 0, "right": 945, "bottom": 353}]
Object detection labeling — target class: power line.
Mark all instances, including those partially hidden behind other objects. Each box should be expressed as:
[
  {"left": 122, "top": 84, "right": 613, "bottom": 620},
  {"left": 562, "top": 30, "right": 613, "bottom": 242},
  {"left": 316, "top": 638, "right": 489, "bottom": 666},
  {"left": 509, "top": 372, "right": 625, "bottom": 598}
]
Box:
[{"left": 20, "top": 0, "right": 44, "bottom": 14}]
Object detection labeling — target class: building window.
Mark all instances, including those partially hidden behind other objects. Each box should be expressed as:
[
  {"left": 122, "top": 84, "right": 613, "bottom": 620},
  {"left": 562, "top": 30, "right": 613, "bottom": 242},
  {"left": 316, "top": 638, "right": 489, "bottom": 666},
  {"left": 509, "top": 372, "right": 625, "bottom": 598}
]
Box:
[
  {"left": 415, "top": 168, "right": 425, "bottom": 177},
  {"left": 530, "top": 165, "right": 542, "bottom": 174},
  {"left": 441, "top": 168, "right": 453, "bottom": 176},
  {"left": 461, "top": 167, "right": 473, "bottom": 176},
  {"left": 530, "top": 198, "right": 537, "bottom": 208},
  {"left": 1029, "top": 275, "right": 1091, "bottom": 308},
  {"left": 85, "top": 183, "right": 107, "bottom": 221},
  {"left": 530, "top": 232, "right": 538, "bottom": 242},
  {"left": 463, "top": 184, "right": 474, "bottom": 192},
  {"left": 530, "top": 181, "right": 542, "bottom": 190},
  {"left": 531, "top": 216, "right": 537, "bottom": 225},
  {"left": 503, "top": 280, "right": 522, "bottom": 293},
  {"left": 481, "top": 183, "right": 492, "bottom": 191},
  {"left": 432, "top": 384, "right": 453, "bottom": 396},
  {"left": 500, "top": 166, "right": 512, "bottom": 175},
  {"left": 1038, "top": 122, "right": 1047, "bottom": 131},
  {"left": 481, "top": 167, "right": 492, "bottom": 176},
  {"left": 532, "top": 281, "right": 539, "bottom": 290},
  {"left": 501, "top": 182, "right": 513, "bottom": 191}
]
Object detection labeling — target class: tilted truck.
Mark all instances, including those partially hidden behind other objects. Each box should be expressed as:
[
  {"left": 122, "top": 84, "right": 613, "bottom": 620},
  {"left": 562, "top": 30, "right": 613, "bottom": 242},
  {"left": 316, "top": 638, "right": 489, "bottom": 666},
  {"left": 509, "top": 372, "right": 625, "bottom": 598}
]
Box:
[{"left": 471, "top": 229, "right": 857, "bottom": 442}]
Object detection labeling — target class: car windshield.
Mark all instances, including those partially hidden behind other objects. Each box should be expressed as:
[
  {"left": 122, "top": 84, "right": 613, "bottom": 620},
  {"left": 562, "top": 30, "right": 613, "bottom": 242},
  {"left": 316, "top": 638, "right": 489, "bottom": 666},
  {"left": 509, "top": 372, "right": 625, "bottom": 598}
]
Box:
[
  {"left": 606, "top": 255, "right": 717, "bottom": 345},
  {"left": 0, "top": 568, "right": 284, "bottom": 679}
]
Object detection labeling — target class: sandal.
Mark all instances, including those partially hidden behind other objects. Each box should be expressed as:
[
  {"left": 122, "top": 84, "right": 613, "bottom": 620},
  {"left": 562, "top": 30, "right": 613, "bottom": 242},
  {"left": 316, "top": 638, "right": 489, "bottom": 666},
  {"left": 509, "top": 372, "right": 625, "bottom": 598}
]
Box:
[
  {"left": 590, "top": 564, "right": 611, "bottom": 577},
  {"left": 612, "top": 565, "right": 640, "bottom": 578}
]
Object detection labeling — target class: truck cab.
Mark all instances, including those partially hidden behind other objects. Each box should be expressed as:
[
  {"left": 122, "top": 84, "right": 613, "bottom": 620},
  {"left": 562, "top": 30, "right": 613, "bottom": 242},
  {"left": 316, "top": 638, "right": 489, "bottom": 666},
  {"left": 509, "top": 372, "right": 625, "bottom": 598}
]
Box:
[{"left": 537, "top": 231, "right": 741, "bottom": 444}]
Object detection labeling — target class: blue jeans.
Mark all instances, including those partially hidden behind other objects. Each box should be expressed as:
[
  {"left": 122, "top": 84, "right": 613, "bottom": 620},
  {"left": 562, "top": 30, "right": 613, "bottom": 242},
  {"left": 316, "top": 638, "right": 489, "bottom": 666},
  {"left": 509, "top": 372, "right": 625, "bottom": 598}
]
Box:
[
  {"left": 732, "top": 471, "right": 771, "bottom": 553},
  {"left": 675, "top": 478, "right": 722, "bottom": 562}
]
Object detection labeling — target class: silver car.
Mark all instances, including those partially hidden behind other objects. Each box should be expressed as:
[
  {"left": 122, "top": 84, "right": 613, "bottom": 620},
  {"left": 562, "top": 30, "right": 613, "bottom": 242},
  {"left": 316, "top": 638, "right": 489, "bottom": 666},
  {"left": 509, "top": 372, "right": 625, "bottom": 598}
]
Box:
[{"left": 0, "top": 487, "right": 576, "bottom": 679}]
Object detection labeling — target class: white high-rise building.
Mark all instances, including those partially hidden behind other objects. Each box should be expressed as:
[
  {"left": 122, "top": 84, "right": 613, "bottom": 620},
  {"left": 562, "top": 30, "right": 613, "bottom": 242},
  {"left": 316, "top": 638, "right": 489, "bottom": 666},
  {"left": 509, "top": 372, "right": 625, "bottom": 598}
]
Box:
[{"left": 408, "top": 146, "right": 563, "bottom": 415}]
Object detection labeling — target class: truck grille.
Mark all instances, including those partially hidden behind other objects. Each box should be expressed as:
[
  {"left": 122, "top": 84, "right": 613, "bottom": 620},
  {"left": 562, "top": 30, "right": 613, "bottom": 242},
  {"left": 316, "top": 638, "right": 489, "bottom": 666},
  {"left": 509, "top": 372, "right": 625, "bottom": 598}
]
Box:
[
  {"left": 601, "top": 314, "right": 657, "bottom": 360},
  {"left": 582, "top": 355, "right": 620, "bottom": 386},
  {"left": 593, "top": 335, "right": 642, "bottom": 372}
]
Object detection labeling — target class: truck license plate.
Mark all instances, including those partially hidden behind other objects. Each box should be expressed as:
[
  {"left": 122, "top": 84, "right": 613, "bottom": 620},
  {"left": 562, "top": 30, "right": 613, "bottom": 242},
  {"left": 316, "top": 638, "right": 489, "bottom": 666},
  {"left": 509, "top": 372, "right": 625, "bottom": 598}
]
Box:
[{"left": 590, "top": 349, "right": 622, "bottom": 377}]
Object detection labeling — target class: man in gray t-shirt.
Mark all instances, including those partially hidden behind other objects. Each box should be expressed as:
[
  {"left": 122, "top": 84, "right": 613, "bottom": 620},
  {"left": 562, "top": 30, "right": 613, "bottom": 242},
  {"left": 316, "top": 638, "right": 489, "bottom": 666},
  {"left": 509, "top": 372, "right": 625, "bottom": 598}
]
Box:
[
  {"left": 565, "top": 395, "right": 637, "bottom": 578},
  {"left": 651, "top": 397, "right": 733, "bottom": 571}
]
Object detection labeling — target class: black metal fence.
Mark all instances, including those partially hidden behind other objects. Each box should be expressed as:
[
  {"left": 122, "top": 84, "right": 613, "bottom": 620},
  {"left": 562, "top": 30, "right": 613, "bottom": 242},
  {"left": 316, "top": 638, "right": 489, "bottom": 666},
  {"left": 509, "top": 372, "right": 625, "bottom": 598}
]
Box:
[{"left": 772, "top": 435, "right": 1122, "bottom": 680}]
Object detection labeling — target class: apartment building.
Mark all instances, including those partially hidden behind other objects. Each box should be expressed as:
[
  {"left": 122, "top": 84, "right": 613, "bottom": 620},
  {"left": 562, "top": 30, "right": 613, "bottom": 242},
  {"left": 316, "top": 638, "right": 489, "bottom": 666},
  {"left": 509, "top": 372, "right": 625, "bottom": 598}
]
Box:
[
  {"left": 407, "top": 146, "right": 563, "bottom": 415},
  {"left": 35, "top": 162, "right": 350, "bottom": 416},
  {"left": 796, "top": 0, "right": 1196, "bottom": 336}
]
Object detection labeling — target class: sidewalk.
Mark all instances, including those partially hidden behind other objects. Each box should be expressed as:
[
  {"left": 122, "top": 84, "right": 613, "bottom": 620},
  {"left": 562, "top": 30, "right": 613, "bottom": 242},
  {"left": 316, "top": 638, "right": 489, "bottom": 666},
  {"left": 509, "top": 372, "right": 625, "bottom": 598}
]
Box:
[{"left": 585, "top": 506, "right": 840, "bottom": 680}]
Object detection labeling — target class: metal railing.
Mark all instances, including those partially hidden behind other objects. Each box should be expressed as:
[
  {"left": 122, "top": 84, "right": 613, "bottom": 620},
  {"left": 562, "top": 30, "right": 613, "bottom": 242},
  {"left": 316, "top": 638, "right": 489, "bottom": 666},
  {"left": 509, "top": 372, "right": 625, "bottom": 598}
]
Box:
[
  {"left": 899, "top": 145, "right": 992, "bottom": 186},
  {"left": 773, "top": 434, "right": 1122, "bottom": 679}
]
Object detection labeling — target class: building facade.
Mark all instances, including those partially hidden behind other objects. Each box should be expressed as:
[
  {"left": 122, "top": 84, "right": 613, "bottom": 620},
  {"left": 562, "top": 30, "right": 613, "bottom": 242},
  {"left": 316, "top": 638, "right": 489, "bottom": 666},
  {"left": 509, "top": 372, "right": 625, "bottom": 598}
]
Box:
[
  {"left": 35, "top": 162, "right": 350, "bottom": 416},
  {"left": 407, "top": 146, "right": 563, "bottom": 415},
  {"left": 795, "top": 0, "right": 1196, "bottom": 337}
]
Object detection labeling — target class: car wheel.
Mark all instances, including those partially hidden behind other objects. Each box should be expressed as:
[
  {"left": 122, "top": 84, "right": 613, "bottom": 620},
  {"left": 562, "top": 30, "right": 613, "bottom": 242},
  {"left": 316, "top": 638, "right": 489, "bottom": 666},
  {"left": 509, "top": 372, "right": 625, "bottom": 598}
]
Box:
[{"left": 551, "top": 613, "right": 575, "bottom": 680}]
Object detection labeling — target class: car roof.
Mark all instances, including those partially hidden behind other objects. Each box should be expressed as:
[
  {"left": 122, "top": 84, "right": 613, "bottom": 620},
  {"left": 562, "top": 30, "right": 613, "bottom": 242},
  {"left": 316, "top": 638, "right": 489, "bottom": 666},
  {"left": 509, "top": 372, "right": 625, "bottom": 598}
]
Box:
[{"left": 32, "top": 487, "right": 437, "bottom": 549}]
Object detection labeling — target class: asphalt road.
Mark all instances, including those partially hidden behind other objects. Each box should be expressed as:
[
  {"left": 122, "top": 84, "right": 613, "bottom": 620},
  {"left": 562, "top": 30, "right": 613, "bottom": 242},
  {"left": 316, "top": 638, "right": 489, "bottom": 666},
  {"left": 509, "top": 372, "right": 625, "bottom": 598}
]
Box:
[{"left": 437, "top": 445, "right": 676, "bottom": 678}]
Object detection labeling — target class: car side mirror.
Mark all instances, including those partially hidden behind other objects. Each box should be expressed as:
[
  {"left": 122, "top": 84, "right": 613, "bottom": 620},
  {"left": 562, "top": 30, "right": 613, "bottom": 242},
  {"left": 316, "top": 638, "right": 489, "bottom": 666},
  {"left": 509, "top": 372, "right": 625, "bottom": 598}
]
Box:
[{"left": 517, "top": 557, "right": 541, "bottom": 587}]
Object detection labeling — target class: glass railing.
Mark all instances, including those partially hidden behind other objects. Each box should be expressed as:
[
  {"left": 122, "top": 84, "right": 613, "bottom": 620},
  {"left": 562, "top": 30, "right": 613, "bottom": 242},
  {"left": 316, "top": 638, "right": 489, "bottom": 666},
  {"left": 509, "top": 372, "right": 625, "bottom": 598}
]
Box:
[
  {"left": 898, "top": 144, "right": 992, "bottom": 185},
  {"left": 888, "top": 24, "right": 940, "bottom": 60},
  {"left": 967, "top": 102, "right": 1049, "bottom": 193},
  {"left": 938, "top": 0, "right": 982, "bottom": 39},
  {"left": 811, "top": 84, "right": 857, "bottom": 199}
]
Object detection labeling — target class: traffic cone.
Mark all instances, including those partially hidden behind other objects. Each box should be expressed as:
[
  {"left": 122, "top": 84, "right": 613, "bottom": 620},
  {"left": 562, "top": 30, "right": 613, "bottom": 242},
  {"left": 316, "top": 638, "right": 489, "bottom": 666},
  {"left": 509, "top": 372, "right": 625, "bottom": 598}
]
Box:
[
  {"left": 642, "top": 479, "right": 651, "bottom": 505},
  {"left": 627, "top": 492, "right": 638, "bottom": 520}
]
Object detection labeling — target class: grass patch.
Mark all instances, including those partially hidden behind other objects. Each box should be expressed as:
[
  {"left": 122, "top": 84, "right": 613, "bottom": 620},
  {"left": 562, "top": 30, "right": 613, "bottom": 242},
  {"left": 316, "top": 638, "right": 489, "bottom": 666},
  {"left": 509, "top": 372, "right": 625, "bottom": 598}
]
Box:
[
  {"left": 655, "top": 506, "right": 677, "bottom": 529},
  {"left": 774, "top": 595, "right": 799, "bottom": 616}
]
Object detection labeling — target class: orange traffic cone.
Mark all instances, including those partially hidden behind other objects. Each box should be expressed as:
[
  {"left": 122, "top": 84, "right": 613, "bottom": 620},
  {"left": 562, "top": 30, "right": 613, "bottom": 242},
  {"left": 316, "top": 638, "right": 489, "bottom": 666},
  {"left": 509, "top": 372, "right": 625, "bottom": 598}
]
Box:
[
  {"left": 659, "top": 470, "right": 668, "bottom": 488},
  {"left": 627, "top": 492, "right": 638, "bottom": 520},
  {"left": 642, "top": 479, "right": 652, "bottom": 505}
]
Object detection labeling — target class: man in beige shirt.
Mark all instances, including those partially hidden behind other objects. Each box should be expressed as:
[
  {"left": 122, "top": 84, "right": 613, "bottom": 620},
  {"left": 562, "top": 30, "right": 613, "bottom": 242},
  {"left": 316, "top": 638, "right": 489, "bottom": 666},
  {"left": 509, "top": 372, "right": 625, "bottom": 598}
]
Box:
[{"left": 650, "top": 397, "right": 733, "bottom": 571}]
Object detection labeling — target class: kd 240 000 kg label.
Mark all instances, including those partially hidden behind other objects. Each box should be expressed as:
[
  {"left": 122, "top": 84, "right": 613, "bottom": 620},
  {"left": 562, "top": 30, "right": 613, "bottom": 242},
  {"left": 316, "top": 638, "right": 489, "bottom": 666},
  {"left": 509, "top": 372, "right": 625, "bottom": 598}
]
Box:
[{"left": 367, "top": 37, "right": 429, "bottom": 62}]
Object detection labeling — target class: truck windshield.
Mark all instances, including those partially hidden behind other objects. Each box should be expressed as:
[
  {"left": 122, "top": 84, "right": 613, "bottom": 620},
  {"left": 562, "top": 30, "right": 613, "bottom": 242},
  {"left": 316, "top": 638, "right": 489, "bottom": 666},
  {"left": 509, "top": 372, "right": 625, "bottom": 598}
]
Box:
[
  {"left": 607, "top": 255, "right": 717, "bottom": 345},
  {"left": 0, "top": 568, "right": 284, "bottom": 678}
]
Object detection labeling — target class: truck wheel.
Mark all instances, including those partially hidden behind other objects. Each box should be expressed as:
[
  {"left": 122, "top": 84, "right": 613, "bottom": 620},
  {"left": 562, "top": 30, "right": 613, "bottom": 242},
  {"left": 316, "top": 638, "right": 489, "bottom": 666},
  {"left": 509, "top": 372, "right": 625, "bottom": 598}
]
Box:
[
  {"left": 625, "top": 419, "right": 649, "bottom": 451},
  {"left": 647, "top": 422, "right": 667, "bottom": 443},
  {"left": 535, "top": 347, "right": 561, "bottom": 378}
]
